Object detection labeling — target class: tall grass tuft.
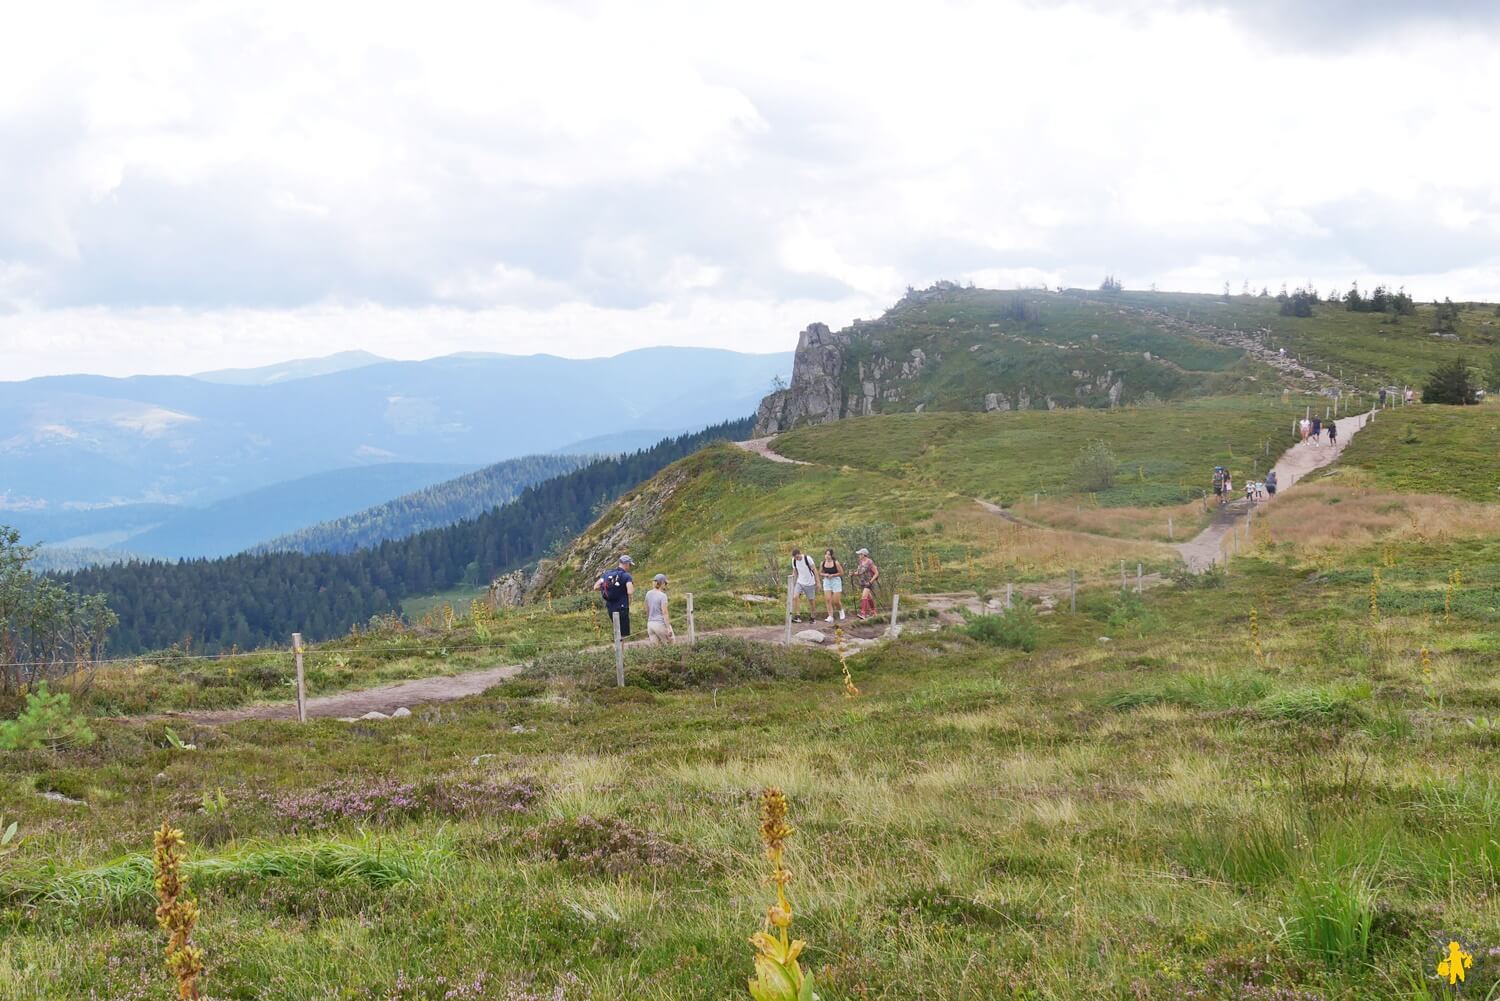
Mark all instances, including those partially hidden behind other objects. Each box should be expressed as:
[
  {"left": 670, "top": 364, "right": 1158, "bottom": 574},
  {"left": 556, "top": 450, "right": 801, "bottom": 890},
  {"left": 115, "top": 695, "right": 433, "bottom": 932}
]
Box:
[
  {"left": 1369, "top": 568, "right": 1380, "bottom": 621},
  {"left": 153, "top": 822, "right": 205, "bottom": 1000},
  {"left": 1284, "top": 866, "right": 1376, "bottom": 967},
  {"left": 747, "top": 788, "right": 815, "bottom": 1001}
]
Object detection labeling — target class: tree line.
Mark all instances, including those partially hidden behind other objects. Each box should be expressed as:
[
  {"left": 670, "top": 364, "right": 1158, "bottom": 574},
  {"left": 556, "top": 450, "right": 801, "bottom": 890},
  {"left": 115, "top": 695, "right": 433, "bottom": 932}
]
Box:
[
  {"left": 254, "top": 452, "right": 592, "bottom": 555},
  {"left": 51, "top": 418, "right": 754, "bottom": 655},
  {"left": 1, "top": 528, "right": 117, "bottom": 695}
]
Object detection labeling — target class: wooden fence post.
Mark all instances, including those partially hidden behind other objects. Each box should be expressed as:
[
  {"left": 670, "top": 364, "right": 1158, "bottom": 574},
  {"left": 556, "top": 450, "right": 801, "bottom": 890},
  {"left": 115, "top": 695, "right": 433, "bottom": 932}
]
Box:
[
  {"left": 1136, "top": 563, "right": 1142, "bottom": 594},
  {"left": 1120, "top": 560, "right": 1127, "bottom": 593},
  {"left": 1069, "top": 570, "right": 1077, "bottom": 613},
  {"left": 784, "top": 574, "right": 795, "bottom": 644},
  {"left": 1006, "top": 583, "right": 1014, "bottom": 610},
  {"left": 1168, "top": 516, "right": 1174, "bottom": 541},
  {"left": 293, "top": 632, "right": 306, "bottom": 723},
  {"left": 686, "top": 592, "right": 696, "bottom": 645},
  {"left": 888, "top": 594, "right": 901, "bottom": 637},
  {"left": 612, "top": 612, "right": 624, "bottom": 687}
]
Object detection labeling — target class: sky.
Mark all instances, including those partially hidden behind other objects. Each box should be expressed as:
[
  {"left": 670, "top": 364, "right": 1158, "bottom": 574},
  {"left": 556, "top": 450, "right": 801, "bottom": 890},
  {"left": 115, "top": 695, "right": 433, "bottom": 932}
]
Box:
[{"left": 2, "top": 0, "right": 1499, "bottom": 380}]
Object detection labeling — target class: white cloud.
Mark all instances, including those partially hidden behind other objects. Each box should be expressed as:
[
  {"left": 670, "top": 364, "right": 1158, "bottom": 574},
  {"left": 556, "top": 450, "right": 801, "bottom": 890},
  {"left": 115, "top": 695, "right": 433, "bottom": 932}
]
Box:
[{"left": 0, "top": 0, "right": 1498, "bottom": 378}]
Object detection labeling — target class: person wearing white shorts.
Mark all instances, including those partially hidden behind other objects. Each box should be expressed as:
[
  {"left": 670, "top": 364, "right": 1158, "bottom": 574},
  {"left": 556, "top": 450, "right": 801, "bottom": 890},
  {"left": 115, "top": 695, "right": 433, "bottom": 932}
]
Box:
[{"left": 819, "top": 549, "right": 846, "bottom": 622}]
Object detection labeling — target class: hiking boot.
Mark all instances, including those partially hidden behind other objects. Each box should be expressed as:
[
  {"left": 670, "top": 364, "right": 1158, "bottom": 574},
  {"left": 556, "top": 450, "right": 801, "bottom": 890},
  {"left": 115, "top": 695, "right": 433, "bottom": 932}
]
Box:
[
  {"left": 792, "top": 617, "right": 802, "bottom": 623},
  {"left": 824, "top": 616, "right": 834, "bottom": 623},
  {"left": 838, "top": 610, "right": 846, "bottom": 620}
]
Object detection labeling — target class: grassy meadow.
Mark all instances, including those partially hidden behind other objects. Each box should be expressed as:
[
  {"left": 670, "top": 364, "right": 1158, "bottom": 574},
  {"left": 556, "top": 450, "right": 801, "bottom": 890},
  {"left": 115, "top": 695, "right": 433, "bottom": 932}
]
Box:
[
  {"left": 6, "top": 387, "right": 1500, "bottom": 998},
  {"left": 4, "top": 530, "right": 1500, "bottom": 999}
]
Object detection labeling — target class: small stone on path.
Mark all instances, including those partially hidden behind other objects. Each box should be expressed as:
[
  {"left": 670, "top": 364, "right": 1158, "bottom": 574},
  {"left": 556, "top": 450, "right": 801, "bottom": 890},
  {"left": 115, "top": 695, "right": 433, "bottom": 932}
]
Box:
[
  {"left": 795, "top": 629, "right": 827, "bottom": 643},
  {"left": 359, "top": 711, "right": 390, "bottom": 721},
  {"left": 391, "top": 707, "right": 412, "bottom": 718}
]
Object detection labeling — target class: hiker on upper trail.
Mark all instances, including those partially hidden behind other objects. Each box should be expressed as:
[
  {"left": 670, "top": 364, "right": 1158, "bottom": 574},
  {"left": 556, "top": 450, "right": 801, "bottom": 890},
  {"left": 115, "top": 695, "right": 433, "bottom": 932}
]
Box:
[
  {"left": 1326, "top": 420, "right": 1338, "bottom": 447},
  {"left": 645, "top": 573, "right": 675, "bottom": 645},
  {"left": 855, "top": 548, "right": 880, "bottom": 620},
  {"left": 1299, "top": 417, "right": 1311, "bottom": 442},
  {"left": 819, "top": 548, "right": 847, "bottom": 623},
  {"left": 1213, "top": 466, "right": 1228, "bottom": 507},
  {"left": 1265, "top": 468, "right": 1278, "bottom": 497},
  {"left": 1311, "top": 415, "right": 1322, "bottom": 445},
  {"left": 593, "top": 555, "right": 636, "bottom": 637},
  {"left": 790, "top": 548, "right": 819, "bottom": 623}
]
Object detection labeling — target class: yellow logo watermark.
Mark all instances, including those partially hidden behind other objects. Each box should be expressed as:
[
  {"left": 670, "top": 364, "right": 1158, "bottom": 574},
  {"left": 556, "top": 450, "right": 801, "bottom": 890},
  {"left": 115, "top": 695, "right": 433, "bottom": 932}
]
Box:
[{"left": 1438, "top": 940, "right": 1473, "bottom": 986}]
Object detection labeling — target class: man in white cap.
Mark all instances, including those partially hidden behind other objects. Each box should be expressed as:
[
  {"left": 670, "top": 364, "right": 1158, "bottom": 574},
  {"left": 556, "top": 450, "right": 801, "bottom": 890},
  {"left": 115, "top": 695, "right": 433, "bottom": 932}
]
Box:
[
  {"left": 645, "top": 573, "right": 675, "bottom": 645},
  {"left": 593, "top": 555, "right": 636, "bottom": 637}
]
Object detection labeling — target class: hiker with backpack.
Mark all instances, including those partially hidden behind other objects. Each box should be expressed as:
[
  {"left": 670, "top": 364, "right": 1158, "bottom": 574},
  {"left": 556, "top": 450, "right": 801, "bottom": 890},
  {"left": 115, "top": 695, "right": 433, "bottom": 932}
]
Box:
[
  {"left": 593, "top": 555, "right": 636, "bottom": 637},
  {"left": 1326, "top": 420, "right": 1338, "bottom": 447},
  {"left": 1265, "top": 468, "right": 1278, "bottom": 497},
  {"left": 790, "top": 548, "right": 819, "bottom": 623}
]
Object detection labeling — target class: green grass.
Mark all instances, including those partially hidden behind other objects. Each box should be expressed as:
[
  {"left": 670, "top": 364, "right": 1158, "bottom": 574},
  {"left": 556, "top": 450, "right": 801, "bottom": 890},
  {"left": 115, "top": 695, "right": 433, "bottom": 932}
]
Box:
[
  {"left": 8, "top": 527, "right": 1500, "bottom": 999},
  {"left": 1333, "top": 402, "right": 1500, "bottom": 501},
  {"left": 775, "top": 395, "right": 1303, "bottom": 506}
]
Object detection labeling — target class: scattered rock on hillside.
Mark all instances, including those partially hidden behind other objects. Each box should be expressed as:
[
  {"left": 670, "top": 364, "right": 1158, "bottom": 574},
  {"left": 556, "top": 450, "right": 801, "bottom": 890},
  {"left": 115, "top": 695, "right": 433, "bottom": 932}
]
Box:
[
  {"left": 392, "top": 707, "right": 412, "bottom": 718},
  {"left": 795, "top": 629, "right": 826, "bottom": 644},
  {"left": 39, "top": 790, "right": 87, "bottom": 806},
  {"left": 740, "top": 593, "right": 775, "bottom": 603},
  {"left": 360, "top": 711, "right": 390, "bottom": 721}
]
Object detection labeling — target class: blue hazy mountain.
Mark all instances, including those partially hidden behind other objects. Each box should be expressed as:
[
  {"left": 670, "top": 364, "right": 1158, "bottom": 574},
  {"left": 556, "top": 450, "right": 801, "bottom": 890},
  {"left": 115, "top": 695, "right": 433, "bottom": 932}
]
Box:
[
  {"left": 193, "top": 350, "right": 390, "bottom": 385},
  {"left": 0, "top": 347, "right": 792, "bottom": 547}
]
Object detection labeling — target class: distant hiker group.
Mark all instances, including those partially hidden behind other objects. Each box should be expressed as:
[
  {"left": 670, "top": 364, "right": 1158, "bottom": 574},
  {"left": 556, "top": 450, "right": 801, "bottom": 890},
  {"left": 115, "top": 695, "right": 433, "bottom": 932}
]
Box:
[{"left": 591, "top": 545, "right": 883, "bottom": 645}]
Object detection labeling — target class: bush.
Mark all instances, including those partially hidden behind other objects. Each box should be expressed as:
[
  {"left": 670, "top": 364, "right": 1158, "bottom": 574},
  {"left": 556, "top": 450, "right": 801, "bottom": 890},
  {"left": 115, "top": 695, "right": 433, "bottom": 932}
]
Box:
[
  {"left": 962, "top": 604, "right": 1039, "bottom": 651},
  {"left": 0, "top": 684, "right": 95, "bottom": 751},
  {"left": 1071, "top": 439, "right": 1118, "bottom": 492}
]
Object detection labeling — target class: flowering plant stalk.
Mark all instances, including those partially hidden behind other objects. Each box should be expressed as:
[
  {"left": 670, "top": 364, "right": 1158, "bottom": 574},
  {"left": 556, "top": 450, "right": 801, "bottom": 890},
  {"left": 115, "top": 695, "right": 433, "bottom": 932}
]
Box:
[
  {"left": 834, "top": 627, "right": 859, "bottom": 698},
  {"left": 153, "top": 821, "right": 205, "bottom": 1000},
  {"left": 748, "top": 788, "right": 816, "bottom": 1001}
]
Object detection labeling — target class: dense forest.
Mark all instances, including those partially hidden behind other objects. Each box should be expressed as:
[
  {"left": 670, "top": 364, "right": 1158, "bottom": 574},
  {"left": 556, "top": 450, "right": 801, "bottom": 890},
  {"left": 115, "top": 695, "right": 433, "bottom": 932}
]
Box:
[
  {"left": 52, "top": 418, "right": 754, "bottom": 655},
  {"left": 254, "top": 452, "right": 593, "bottom": 555}
]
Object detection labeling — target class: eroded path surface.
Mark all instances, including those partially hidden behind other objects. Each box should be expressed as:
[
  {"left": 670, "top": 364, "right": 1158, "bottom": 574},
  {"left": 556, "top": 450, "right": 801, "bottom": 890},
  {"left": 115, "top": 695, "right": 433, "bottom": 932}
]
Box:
[{"left": 734, "top": 437, "right": 810, "bottom": 464}]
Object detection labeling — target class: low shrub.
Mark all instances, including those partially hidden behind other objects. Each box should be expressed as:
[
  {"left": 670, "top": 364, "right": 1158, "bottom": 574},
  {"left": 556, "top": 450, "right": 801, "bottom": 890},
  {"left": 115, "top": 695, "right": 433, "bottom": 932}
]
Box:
[
  {"left": 961, "top": 604, "right": 1039, "bottom": 651},
  {"left": 270, "top": 774, "right": 541, "bottom": 832},
  {"left": 526, "top": 815, "right": 693, "bottom": 877}
]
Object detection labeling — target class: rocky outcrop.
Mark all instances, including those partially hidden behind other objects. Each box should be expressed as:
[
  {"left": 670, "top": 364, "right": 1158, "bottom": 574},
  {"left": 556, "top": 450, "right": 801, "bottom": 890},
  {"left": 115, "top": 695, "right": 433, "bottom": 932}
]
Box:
[
  {"left": 488, "top": 569, "right": 528, "bottom": 608},
  {"left": 754, "top": 323, "right": 849, "bottom": 435}
]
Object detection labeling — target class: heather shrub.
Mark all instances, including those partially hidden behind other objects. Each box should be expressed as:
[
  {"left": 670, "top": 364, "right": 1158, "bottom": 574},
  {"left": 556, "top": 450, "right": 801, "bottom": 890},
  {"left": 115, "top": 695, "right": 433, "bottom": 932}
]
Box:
[{"left": 270, "top": 774, "right": 541, "bottom": 832}]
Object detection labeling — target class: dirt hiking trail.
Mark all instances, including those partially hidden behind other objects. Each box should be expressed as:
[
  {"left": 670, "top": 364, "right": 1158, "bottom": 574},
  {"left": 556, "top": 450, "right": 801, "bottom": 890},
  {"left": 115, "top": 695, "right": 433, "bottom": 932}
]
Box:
[
  {"left": 1175, "top": 411, "right": 1372, "bottom": 571},
  {"left": 163, "top": 410, "right": 1371, "bottom": 725}
]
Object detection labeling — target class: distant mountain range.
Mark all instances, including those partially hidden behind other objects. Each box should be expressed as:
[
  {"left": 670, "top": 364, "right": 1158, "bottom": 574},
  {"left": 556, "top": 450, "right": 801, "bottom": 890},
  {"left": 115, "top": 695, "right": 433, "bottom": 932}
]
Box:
[
  {"left": 0, "top": 346, "right": 791, "bottom": 558},
  {"left": 193, "top": 350, "right": 390, "bottom": 385}
]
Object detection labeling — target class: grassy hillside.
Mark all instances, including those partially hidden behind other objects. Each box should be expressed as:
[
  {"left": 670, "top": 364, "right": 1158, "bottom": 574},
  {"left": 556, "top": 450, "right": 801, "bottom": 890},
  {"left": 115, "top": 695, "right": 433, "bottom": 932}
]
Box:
[
  {"left": 1331, "top": 402, "right": 1500, "bottom": 502},
  {"left": 536, "top": 397, "right": 1308, "bottom": 601},
  {"left": 766, "top": 285, "right": 1495, "bottom": 430},
  {"left": 1121, "top": 288, "right": 1496, "bottom": 389}
]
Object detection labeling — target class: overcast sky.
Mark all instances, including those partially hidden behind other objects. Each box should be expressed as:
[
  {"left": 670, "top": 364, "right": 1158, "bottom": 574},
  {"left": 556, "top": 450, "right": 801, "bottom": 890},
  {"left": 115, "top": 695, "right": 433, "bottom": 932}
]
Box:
[{"left": 3, "top": 0, "right": 1498, "bottom": 380}]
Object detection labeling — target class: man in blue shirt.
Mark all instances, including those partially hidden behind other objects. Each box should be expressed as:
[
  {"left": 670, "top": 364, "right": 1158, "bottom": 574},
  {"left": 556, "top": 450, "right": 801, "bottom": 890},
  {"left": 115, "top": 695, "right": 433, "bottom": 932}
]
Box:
[{"left": 593, "top": 555, "right": 636, "bottom": 637}]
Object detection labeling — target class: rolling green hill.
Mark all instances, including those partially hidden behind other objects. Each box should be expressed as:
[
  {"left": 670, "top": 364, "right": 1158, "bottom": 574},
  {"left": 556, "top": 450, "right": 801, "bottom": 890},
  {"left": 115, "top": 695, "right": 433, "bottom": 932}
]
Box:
[{"left": 1331, "top": 402, "right": 1500, "bottom": 501}]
